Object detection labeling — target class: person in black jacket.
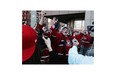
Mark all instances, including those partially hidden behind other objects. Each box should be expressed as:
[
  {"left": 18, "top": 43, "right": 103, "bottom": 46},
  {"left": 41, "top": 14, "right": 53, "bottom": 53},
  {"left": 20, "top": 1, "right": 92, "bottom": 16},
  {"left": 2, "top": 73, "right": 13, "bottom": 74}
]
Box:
[{"left": 22, "top": 25, "right": 56, "bottom": 64}]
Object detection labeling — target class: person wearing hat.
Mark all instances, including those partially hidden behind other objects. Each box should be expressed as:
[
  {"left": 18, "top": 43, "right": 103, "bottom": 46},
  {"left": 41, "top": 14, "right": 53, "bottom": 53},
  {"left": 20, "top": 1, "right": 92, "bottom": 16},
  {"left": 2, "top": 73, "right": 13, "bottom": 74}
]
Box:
[
  {"left": 22, "top": 24, "right": 51, "bottom": 64},
  {"left": 22, "top": 12, "right": 44, "bottom": 64},
  {"left": 22, "top": 25, "right": 55, "bottom": 64},
  {"left": 22, "top": 11, "right": 48, "bottom": 64}
]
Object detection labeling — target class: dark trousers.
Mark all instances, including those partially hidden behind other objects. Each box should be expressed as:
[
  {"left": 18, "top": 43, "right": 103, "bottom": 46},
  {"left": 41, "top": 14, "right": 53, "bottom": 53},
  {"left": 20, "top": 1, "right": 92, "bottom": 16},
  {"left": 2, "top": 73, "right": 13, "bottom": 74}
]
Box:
[
  {"left": 49, "top": 52, "right": 68, "bottom": 64},
  {"left": 80, "top": 45, "right": 90, "bottom": 56}
]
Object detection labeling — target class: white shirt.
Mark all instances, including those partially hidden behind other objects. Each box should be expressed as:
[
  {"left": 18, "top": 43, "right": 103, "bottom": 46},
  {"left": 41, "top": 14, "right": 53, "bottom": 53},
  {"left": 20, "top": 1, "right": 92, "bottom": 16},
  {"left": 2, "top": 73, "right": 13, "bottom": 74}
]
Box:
[{"left": 68, "top": 46, "right": 94, "bottom": 64}]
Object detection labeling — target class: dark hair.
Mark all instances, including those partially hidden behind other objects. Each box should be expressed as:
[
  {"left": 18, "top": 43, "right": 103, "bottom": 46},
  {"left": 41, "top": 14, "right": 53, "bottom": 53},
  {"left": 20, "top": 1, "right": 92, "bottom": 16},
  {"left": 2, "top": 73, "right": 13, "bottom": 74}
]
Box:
[
  {"left": 92, "top": 21, "right": 94, "bottom": 25},
  {"left": 62, "top": 27, "right": 68, "bottom": 30},
  {"left": 22, "top": 21, "right": 25, "bottom": 24},
  {"left": 53, "top": 17, "right": 58, "bottom": 20}
]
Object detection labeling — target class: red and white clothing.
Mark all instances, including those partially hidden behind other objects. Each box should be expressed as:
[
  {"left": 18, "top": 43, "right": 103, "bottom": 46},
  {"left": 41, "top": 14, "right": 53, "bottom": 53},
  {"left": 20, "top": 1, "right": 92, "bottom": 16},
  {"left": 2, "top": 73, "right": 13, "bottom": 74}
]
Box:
[
  {"left": 50, "top": 27, "right": 73, "bottom": 56},
  {"left": 35, "top": 24, "right": 51, "bottom": 37},
  {"left": 35, "top": 23, "right": 43, "bottom": 32},
  {"left": 81, "top": 34, "right": 91, "bottom": 48},
  {"left": 74, "top": 33, "right": 83, "bottom": 48}
]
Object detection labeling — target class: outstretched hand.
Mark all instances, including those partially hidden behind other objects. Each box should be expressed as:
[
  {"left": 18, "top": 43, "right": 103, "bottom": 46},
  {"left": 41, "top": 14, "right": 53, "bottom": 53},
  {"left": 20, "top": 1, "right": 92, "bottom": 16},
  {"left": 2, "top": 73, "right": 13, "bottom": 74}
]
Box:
[
  {"left": 39, "top": 11, "right": 45, "bottom": 25},
  {"left": 72, "top": 38, "right": 79, "bottom": 46},
  {"left": 40, "top": 11, "right": 45, "bottom": 17}
]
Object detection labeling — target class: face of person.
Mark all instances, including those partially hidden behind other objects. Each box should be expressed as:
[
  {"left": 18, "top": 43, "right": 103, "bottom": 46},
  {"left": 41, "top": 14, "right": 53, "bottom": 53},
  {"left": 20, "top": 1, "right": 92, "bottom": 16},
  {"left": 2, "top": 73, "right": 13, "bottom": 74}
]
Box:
[
  {"left": 62, "top": 28, "right": 68, "bottom": 36},
  {"left": 52, "top": 17, "right": 58, "bottom": 25},
  {"left": 75, "top": 31, "right": 80, "bottom": 35},
  {"left": 42, "top": 26, "right": 47, "bottom": 32},
  {"left": 83, "top": 30, "right": 88, "bottom": 35},
  {"left": 43, "top": 17, "right": 48, "bottom": 25}
]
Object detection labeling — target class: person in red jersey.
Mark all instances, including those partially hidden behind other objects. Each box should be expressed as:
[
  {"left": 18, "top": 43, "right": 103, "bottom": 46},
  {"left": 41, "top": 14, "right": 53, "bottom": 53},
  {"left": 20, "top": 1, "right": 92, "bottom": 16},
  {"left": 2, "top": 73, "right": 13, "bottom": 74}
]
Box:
[
  {"left": 32, "top": 11, "right": 51, "bottom": 64},
  {"left": 80, "top": 30, "right": 91, "bottom": 56},
  {"left": 73, "top": 31, "right": 83, "bottom": 52},
  {"left": 50, "top": 20, "right": 74, "bottom": 64}
]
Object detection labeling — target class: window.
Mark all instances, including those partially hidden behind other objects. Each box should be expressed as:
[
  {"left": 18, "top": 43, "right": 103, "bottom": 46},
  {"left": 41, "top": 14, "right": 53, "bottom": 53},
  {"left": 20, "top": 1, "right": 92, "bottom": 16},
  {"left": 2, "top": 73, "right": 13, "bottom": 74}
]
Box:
[
  {"left": 48, "top": 18, "right": 51, "bottom": 23},
  {"left": 74, "top": 20, "right": 85, "bottom": 30}
]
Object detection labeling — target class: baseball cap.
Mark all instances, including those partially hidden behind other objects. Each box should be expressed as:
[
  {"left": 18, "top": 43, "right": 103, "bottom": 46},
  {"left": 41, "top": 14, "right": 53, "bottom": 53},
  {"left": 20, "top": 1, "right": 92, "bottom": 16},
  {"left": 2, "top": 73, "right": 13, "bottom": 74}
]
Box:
[{"left": 22, "top": 25, "right": 37, "bottom": 62}]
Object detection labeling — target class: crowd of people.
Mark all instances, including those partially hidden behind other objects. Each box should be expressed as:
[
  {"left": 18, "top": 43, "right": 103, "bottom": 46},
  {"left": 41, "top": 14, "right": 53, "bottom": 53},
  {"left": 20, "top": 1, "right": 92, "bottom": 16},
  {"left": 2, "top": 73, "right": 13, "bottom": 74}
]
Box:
[{"left": 22, "top": 11, "right": 94, "bottom": 64}]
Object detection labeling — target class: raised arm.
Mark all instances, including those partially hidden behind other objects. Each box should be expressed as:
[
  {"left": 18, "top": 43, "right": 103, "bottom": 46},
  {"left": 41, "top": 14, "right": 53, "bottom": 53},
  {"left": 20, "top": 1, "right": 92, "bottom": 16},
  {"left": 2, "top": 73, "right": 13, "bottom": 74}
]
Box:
[
  {"left": 35, "top": 11, "right": 45, "bottom": 31},
  {"left": 50, "top": 18, "right": 61, "bottom": 37},
  {"left": 39, "top": 11, "right": 44, "bottom": 25}
]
